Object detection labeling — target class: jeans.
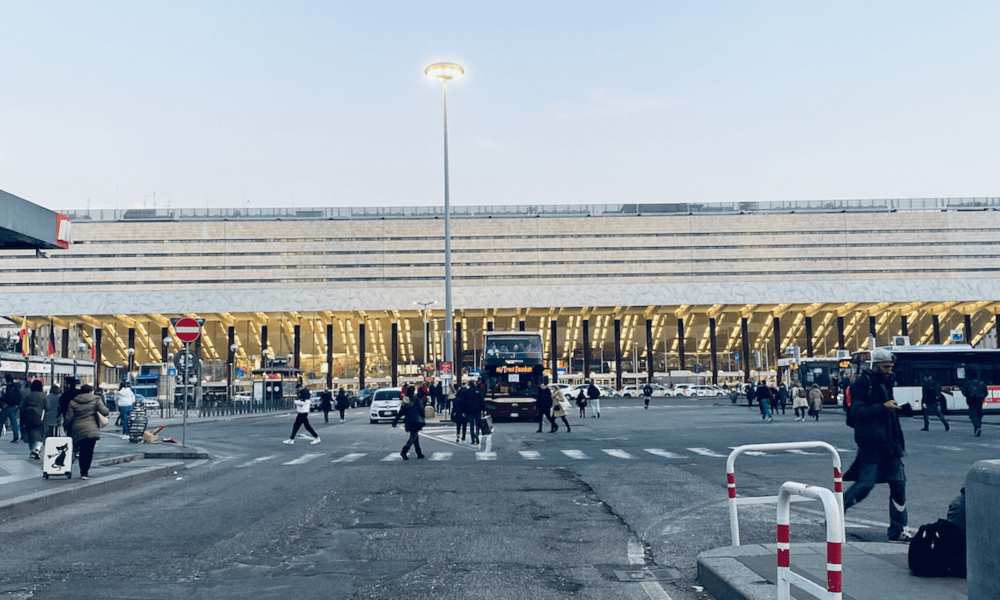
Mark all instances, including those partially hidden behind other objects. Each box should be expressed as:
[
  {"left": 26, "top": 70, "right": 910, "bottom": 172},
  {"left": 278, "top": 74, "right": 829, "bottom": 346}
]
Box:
[
  {"left": 119, "top": 406, "right": 132, "bottom": 436},
  {"left": 922, "top": 402, "right": 948, "bottom": 429},
  {"left": 969, "top": 399, "right": 984, "bottom": 432},
  {"left": 589, "top": 398, "right": 600, "bottom": 416},
  {"left": 403, "top": 429, "right": 422, "bottom": 456},
  {"left": 844, "top": 460, "right": 907, "bottom": 539},
  {"left": 759, "top": 398, "right": 772, "bottom": 420},
  {"left": 0, "top": 406, "right": 19, "bottom": 439}
]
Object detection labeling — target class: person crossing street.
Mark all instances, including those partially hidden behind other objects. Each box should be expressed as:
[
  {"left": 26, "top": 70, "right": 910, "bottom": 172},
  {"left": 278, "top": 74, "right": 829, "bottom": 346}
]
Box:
[{"left": 283, "top": 386, "right": 320, "bottom": 445}]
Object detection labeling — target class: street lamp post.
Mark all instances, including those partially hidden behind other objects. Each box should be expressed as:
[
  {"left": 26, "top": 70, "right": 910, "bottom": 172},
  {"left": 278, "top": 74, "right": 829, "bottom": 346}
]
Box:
[
  {"left": 230, "top": 342, "right": 239, "bottom": 406},
  {"left": 424, "top": 62, "right": 464, "bottom": 385},
  {"left": 413, "top": 300, "right": 438, "bottom": 372},
  {"left": 126, "top": 347, "right": 135, "bottom": 377},
  {"left": 162, "top": 336, "right": 172, "bottom": 418}
]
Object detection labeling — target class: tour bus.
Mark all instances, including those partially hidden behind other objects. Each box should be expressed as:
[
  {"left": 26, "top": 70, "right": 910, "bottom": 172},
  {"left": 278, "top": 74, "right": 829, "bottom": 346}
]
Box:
[
  {"left": 852, "top": 345, "right": 1000, "bottom": 413},
  {"left": 480, "top": 331, "right": 544, "bottom": 421}
]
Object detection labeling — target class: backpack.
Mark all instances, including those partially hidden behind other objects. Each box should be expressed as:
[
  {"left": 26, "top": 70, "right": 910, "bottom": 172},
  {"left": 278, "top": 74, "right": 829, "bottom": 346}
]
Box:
[
  {"left": 845, "top": 375, "right": 873, "bottom": 429},
  {"left": 908, "top": 520, "right": 966, "bottom": 578},
  {"left": 22, "top": 405, "right": 42, "bottom": 428},
  {"left": 966, "top": 379, "right": 987, "bottom": 400}
]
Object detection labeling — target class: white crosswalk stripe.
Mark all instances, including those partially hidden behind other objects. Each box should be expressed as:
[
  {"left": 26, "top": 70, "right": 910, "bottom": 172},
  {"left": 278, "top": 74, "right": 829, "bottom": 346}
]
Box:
[
  {"left": 283, "top": 453, "right": 323, "bottom": 465},
  {"left": 382, "top": 453, "right": 404, "bottom": 462},
  {"left": 785, "top": 449, "right": 818, "bottom": 455},
  {"left": 688, "top": 447, "right": 726, "bottom": 457},
  {"left": 645, "top": 449, "right": 687, "bottom": 459},
  {"left": 519, "top": 451, "right": 542, "bottom": 460},
  {"left": 429, "top": 452, "right": 453, "bottom": 461},
  {"left": 561, "top": 449, "right": 589, "bottom": 459},
  {"left": 476, "top": 452, "right": 497, "bottom": 461},
  {"left": 331, "top": 453, "right": 366, "bottom": 463},
  {"left": 237, "top": 455, "right": 276, "bottom": 468},
  {"left": 603, "top": 449, "right": 634, "bottom": 459}
]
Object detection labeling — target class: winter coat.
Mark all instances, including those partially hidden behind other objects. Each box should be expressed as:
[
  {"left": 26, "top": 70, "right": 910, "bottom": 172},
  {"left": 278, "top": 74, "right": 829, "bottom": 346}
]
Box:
[
  {"left": 20, "top": 391, "right": 47, "bottom": 430},
  {"left": 44, "top": 392, "right": 62, "bottom": 427},
  {"left": 588, "top": 384, "right": 601, "bottom": 400},
  {"left": 392, "top": 397, "right": 426, "bottom": 432},
  {"left": 536, "top": 385, "right": 553, "bottom": 415},
  {"left": 63, "top": 392, "right": 110, "bottom": 444},
  {"left": 334, "top": 390, "right": 350, "bottom": 411},
  {"left": 808, "top": 387, "right": 824, "bottom": 413},
  {"left": 550, "top": 388, "right": 569, "bottom": 418},
  {"left": 452, "top": 388, "right": 469, "bottom": 417},
  {"left": 320, "top": 391, "right": 333, "bottom": 412},
  {"left": 847, "top": 369, "right": 904, "bottom": 456},
  {"left": 791, "top": 386, "right": 809, "bottom": 409}
]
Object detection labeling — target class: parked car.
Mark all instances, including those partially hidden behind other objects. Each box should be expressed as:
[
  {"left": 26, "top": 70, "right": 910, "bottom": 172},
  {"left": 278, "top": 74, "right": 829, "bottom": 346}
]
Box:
[
  {"left": 620, "top": 384, "right": 668, "bottom": 397},
  {"left": 353, "top": 388, "right": 375, "bottom": 408},
  {"left": 549, "top": 383, "right": 574, "bottom": 396},
  {"left": 566, "top": 384, "right": 616, "bottom": 398},
  {"left": 369, "top": 387, "right": 403, "bottom": 423},
  {"left": 309, "top": 392, "right": 323, "bottom": 412},
  {"left": 135, "top": 395, "right": 160, "bottom": 410},
  {"left": 670, "top": 383, "right": 697, "bottom": 397},
  {"left": 690, "top": 385, "right": 725, "bottom": 397},
  {"left": 234, "top": 393, "right": 253, "bottom": 405}
]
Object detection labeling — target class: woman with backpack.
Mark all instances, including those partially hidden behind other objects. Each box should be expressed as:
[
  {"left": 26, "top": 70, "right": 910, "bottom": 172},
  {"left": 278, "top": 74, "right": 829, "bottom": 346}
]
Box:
[
  {"left": 808, "top": 384, "right": 824, "bottom": 420},
  {"left": 21, "top": 380, "right": 47, "bottom": 460},
  {"left": 792, "top": 384, "right": 809, "bottom": 421}
]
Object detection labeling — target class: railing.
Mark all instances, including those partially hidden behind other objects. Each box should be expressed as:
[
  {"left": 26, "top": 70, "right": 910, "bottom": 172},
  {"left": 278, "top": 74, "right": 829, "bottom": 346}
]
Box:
[
  {"left": 61, "top": 197, "right": 1000, "bottom": 223},
  {"left": 777, "top": 481, "right": 846, "bottom": 600},
  {"left": 727, "top": 441, "right": 843, "bottom": 546}
]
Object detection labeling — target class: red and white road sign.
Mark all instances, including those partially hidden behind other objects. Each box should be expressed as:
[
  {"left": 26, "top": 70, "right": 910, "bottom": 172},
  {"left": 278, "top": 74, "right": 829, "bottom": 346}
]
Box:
[{"left": 174, "top": 317, "right": 201, "bottom": 343}]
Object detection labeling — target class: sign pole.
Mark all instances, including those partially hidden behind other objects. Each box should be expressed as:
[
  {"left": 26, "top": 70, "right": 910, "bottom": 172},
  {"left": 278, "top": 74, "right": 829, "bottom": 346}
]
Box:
[{"left": 183, "top": 341, "right": 189, "bottom": 447}]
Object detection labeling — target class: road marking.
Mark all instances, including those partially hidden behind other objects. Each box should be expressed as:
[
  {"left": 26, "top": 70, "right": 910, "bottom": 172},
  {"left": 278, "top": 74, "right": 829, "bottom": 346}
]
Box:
[
  {"left": 283, "top": 453, "right": 324, "bottom": 465},
  {"left": 429, "top": 452, "right": 452, "bottom": 461},
  {"left": 628, "top": 539, "right": 674, "bottom": 600},
  {"left": 382, "top": 453, "right": 404, "bottom": 462},
  {"left": 331, "top": 453, "right": 366, "bottom": 463},
  {"left": 561, "top": 450, "right": 589, "bottom": 459},
  {"left": 603, "top": 449, "right": 634, "bottom": 459},
  {"left": 687, "top": 447, "right": 725, "bottom": 457},
  {"left": 645, "top": 449, "right": 686, "bottom": 459},
  {"left": 476, "top": 452, "right": 497, "bottom": 461},
  {"left": 785, "top": 449, "right": 817, "bottom": 455},
  {"left": 237, "top": 455, "right": 276, "bottom": 468},
  {"left": 934, "top": 446, "right": 964, "bottom": 452},
  {"left": 519, "top": 451, "right": 542, "bottom": 460}
]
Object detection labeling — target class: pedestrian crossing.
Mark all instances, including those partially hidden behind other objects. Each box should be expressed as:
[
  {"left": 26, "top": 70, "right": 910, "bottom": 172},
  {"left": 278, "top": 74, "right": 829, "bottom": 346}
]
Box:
[{"left": 238, "top": 444, "right": 862, "bottom": 467}]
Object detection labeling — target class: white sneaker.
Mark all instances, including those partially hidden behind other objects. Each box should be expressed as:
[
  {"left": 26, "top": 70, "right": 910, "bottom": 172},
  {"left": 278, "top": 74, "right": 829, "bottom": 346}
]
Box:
[
  {"left": 310, "top": 437, "right": 321, "bottom": 445},
  {"left": 122, "top": 434, "right": 130, "bottom": 440},
  {"left": 283, "top": 439, "right": 294, "bottom": 445}
]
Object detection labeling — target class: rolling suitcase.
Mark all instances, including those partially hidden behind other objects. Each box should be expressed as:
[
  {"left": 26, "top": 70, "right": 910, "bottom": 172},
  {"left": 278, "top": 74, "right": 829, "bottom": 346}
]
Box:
[{"left": 42, "top": 436, "right": 73, "bottom": 479}]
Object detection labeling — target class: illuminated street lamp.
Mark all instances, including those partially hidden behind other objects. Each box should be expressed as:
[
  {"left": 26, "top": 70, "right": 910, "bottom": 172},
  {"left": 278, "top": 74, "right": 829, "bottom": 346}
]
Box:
[
  {"left": 424, "top": 61, "right": 464, "bottom": 381},
  {"left": 413, "top": 300, "right": 438, "bottom": 369}
]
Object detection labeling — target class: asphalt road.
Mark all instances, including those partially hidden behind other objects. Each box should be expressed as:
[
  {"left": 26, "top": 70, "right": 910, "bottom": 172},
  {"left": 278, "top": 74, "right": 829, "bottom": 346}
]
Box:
[{"left": 0, "top": 397, "right": 994, "bottom": 600}]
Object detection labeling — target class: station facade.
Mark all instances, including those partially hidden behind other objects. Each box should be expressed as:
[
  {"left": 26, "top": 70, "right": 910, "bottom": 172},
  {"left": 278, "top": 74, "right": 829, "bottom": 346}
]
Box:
[{"left": 2, "top": 197, "right": 1000, "bottom": 389}]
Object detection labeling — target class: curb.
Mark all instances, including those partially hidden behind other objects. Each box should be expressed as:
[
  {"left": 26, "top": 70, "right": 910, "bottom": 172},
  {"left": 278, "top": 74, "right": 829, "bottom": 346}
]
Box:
[{"left": 0, "top": 460, "right": 187, "bottom": 523}]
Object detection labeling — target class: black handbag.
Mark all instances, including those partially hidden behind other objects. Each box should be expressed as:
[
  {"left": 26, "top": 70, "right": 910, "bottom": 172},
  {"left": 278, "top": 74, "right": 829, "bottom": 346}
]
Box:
[{"left": 478, "top": 415, "right": 493, "bottom": 435}]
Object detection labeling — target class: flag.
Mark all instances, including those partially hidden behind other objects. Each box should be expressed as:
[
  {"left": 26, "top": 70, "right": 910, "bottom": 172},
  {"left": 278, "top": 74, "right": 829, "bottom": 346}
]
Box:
[
  {"left": 19, "top": 317, "right": 28, "bottom": 356},
  {"left": 48, "top": 322, "right": 57, "bottom": 357},
  {"left": 91, "top": 344, "right": 96, "bottom": 361}
]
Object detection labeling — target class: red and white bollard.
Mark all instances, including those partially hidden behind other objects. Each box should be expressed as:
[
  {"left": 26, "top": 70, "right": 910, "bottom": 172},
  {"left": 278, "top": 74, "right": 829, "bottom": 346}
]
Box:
[{"left": 776, "top": 481, "right": 845, "bottom": 600}]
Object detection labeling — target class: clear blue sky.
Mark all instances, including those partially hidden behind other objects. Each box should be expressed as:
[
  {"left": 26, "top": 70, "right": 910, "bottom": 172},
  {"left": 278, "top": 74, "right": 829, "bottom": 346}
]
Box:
[{"left": 1, "top": 1, "right": 998, "bottom": 212}]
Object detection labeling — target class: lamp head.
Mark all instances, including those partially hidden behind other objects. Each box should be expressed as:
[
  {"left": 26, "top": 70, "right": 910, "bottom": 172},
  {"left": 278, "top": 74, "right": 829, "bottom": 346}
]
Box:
[
  {"left": 424, "top": 62, "right": 464, "bottom": 81},
  {"left": 126, "top": 348, "right": 135, "bottom": 356},
  {"left": 163, "top": 336, "right": 173, "bottom": 346},
  {"left": 230, "top": 343, "right": 239, "bottom": 352}
]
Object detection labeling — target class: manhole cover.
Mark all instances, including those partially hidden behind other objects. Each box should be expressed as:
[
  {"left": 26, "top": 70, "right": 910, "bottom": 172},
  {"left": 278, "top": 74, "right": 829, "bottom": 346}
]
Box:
[{"left": 613, "top": 567, "right": 682, "bottom": 582}]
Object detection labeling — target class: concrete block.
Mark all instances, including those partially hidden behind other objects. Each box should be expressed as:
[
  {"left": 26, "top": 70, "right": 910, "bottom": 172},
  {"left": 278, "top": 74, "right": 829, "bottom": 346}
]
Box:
[{"left": 967, "top": 459, "right": 1000, "bottom": 600}]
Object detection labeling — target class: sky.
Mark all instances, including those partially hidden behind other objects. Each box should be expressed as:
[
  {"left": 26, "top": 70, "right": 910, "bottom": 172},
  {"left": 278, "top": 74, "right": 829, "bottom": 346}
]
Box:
[{"left": 1, "top": 1, "right": 998, "bottom": 212}]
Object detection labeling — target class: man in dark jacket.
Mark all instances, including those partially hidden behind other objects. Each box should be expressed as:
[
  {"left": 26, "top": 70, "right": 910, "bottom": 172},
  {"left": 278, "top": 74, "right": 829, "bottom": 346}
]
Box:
[
  {"left": 960, "top": 378, "right": 988, "bottom": 437},
  {"left": 920, "top": 373, "right": 949, "bottom": 431},
  {"left": 587, "top": 381, "right": 601, "bottom": 418},
  {"left": 391, "top": 394, "right": 425, "bottom": 460},
  {"left": 843, "top": 348, "right": 910, "bottom": 542},
  {"left": 1, "top": 374, "right": 22, "bottom": 442},
  {"left": 536, "top": 379, "right": 554, "bottom": 433}
]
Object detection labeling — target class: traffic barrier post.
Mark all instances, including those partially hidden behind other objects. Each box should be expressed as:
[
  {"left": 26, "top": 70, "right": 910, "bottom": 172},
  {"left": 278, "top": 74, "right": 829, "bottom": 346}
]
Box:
[
  {"left": 727, "top": 441, "right": 843, "bottom": 546},
  {"left": 777, "top": 481, "right": 845, "bottom": 600}
]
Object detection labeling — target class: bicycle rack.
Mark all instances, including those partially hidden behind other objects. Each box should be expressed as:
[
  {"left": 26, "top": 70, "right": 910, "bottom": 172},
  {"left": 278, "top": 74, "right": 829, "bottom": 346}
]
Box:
[
  {"left": 777, "top": 481, "right": 845, "bottom": 600},
  {"left": 727, "top": 441, "right": 843, "bottom": 546}
]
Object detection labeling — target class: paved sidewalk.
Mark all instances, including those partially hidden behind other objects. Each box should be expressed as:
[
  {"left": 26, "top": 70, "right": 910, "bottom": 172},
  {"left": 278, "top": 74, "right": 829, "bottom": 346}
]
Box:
[{"left": 699, "top": 542, "right": 967, "bottom": 600}]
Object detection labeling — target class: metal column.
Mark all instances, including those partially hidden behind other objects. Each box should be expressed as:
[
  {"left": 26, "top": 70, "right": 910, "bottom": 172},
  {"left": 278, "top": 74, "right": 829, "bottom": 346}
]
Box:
[
  {"left": 391, "top": 322, "right": 398, "bottom": 388},
  {"left": 741, "top": 318, "right": 751, "bottom": 383},
  {"left": 710, "top": 318, "right": 718, "bottom": 386},
  {"left": 805, "top": 316, "right": 814, "bottom": 357},
  {"left": 583, "top": 319, "right": 591, "bottom": 382},
  {"left": 614, "top": 319, "right": 622, "bottom": 391}
]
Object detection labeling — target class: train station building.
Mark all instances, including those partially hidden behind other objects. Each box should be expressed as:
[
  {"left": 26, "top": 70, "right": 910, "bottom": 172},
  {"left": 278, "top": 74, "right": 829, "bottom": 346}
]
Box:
[{"left": 3, "top": 191, "right": 1000, "bottom": 389}]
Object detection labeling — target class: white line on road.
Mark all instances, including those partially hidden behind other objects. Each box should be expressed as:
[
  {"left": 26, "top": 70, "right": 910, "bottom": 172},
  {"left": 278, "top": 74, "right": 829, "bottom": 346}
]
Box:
[
  {"left": 627, "top": 539, "right": 674, "bottom": 600},
  {"left": 381, "top": 453, "right": 403, "bottom": 462},
  {"left": 644, "top": 449, "right": 686, "bottom": 459},
  {"left": 475, "top": 452, "right": 497, "bottom": 460},
  {"left": 934, "top": 446, "right": 965, "bottom": 452},
  {"left": 561, "top": 450, "right": 589, "bottom": 459},
  {"left": 331, "top": 453, "right": 366, "bottom": 463},
  {"left": 283, "top": 453, "right": 324, "bottom": 465},
  {"left": 785, "top": 449, "right": 817, "bottom": 455},
  {"left": 429, "top": 452, "right": 452, "bottom": 461},
  {"left": 237, "top": 455, "right": 276, "bottom": 468},
  {"left": 519, "top": 450, "right": 542, "bottom": 460},
  {"left": 687, "top": 447, "right": 726, "bottom": 457},
  {"left": 603, "top": 449, "right": 634, "bottom": 459}
]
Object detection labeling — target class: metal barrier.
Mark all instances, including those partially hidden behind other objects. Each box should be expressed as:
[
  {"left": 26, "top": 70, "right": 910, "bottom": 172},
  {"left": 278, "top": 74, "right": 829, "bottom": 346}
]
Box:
[
  {"left": 777, "top": 482, "right": 845, "bottom": 600},
  {"left": 727, "top": 441, "right": 843, "bottom": 546}
]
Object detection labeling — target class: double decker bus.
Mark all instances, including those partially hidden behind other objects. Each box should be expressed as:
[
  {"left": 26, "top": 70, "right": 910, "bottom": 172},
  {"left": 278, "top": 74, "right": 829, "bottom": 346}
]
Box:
[
  {"left": 481, "top": 331, "right": 544, "bottom": 421},
  {"left": 852, "top": 345, "right": 1000, "bottom": 413}
]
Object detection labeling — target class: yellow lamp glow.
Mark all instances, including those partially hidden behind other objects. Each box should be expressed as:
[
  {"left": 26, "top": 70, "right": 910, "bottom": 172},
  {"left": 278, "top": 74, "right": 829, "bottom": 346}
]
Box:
[{"left": 424, "top": 62, "right": 465, "bottom": 81}]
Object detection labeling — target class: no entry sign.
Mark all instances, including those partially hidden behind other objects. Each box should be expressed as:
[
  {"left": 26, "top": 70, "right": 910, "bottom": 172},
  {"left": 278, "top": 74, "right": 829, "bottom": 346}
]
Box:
[{"left": 174, "top": 317, "right": 201, "bottom": 343}]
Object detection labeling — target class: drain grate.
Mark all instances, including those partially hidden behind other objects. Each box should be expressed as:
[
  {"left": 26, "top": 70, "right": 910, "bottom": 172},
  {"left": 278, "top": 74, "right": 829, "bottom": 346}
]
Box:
[{"left": 612, "top": 567, "right": 682, "bottom": 582}]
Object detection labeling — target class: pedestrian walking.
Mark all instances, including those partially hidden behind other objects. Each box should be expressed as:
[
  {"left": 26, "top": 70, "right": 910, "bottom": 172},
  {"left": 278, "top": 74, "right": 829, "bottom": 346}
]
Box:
[
  {"left": 44, "top": 384, "right": 61, "bottom": 437},
  {"left": 920, "top": 374, "right": 949, "bottom": 432},
  {"left": 535, "top": 379, "right": 556, "bottom": 433},
  {"left": 792, "top": 384, "right": 809, "bottom": 420},
  {"left": 643, "top": 382, "right": 653, "bottom": 410},
  {"left": 576, "top": 388, "right": 587, "bottom": 417},
  {"left": 466, "top": 381, "right": 486, "bottom": 444},
  {"left": 62, "top": 384, "right": 110, "bottom": 480},
  {"left": 453, "top": 383, "right": 470, "bottom": 441},
  {"left": 319, "top": 389, "right": 333, "bottom": 423},
  {"left": 20, "top": 380, "right": 47, "bottom": 459},
  {"left": 335, "top": 387, "right": 350, "bottom": 423},
  {"left": 115, "top": 382, "right": 135, "bottom": 440},
  {"left": 807, "top": 384, "right": 823, "bottom": 420},
  {"left": 843, "top": 348, "right": 911, "bottom": 542},
  {"left": 746, "top": 381, "right": 756, "bottom": 410},
  {"left": 1, "top": 374, "right": 21, "bottom": 442},
  {"left": 768, "top": 384, "right": 779, "bottom": 416},
  {"left": 391, "top": 392, "right": 425, "bottom": 460},
  {"left": 587, "top": 381, "right": 601, "bottom": 418},
  {"left": 960, "top": 378, "right": 987, "bottom": 436},
  {"left": 283, "top": 387, "right": 320, "bottom": 445},
  {"left": 757, "top": 381, "right": 773, "bottom": 422},
  {"left": 550, "top": 386, "right": 572, "bottom": 433},
  {"left": 777, "top": 383, "right": 788, "bottom": 414}
]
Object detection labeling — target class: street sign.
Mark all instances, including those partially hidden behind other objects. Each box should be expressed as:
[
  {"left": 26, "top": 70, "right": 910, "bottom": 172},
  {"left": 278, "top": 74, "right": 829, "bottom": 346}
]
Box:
[
  {"left": 174, "top": 349, "right": 200, "bottom": 372},
  {"left": 733, "top": 353, "right": 740, "bottom": 362},
  {"left": 440, "top": 361, "right": 452, "bottom": 373},
  {"left": 168, "top": 368, "right": 177, "bottom": 376},
  {"left": 173, "top": 317, "right": 202, "bottom": 343},
  {"left": 950, "top": 329, "right": 964, "bottom": 342}
]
